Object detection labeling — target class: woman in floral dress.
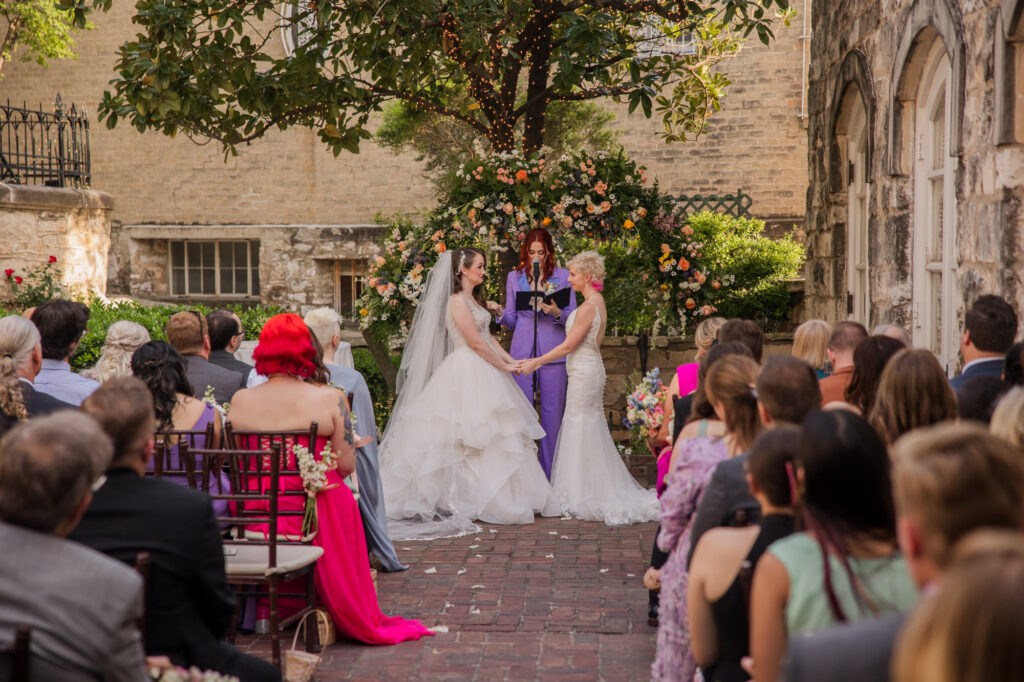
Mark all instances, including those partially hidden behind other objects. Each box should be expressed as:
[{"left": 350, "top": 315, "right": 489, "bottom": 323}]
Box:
[{"left": 651, "top": 354, "right": 762, "bottom": 681}]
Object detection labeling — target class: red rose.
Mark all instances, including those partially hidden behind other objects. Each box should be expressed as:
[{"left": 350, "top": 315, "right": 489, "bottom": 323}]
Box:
[
  {"left": 3, "top": 269, "right": 13, "bottom": 278},
  {"left": 14, "top": 276, "right": 23, "bottom": 284},
  {"left": 48, "top": 255, "right": 57, "bottom": 263}
]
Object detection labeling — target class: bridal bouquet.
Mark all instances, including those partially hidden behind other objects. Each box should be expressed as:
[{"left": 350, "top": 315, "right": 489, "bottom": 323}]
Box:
[
  {"left": 622, "top": 368, "right": 666, "bottom": 448},
  {"left": 294, "top": 442, "right": 339, "bottom": 536}
]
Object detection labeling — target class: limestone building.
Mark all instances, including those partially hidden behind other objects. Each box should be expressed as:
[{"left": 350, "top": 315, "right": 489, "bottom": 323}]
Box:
[
  {"left": 805, "top": 0, "right": 1024, "bottom": 374},
  {"left": 1, "top": 5, "right": 808, "bottom": 315}
]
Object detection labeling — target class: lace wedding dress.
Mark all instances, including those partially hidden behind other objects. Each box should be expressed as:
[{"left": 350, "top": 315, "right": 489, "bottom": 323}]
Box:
[
  {"left": 550, "top": 300, "right": 660, "bottom": 525},
  {"left": 380, "top": 295, "right": 561, "bottom": 540}
]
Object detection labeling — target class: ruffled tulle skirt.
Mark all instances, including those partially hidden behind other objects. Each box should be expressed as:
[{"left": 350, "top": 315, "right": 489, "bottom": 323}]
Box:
[{"left": 380, "top": 347, "right": 561, "bottom": 540}]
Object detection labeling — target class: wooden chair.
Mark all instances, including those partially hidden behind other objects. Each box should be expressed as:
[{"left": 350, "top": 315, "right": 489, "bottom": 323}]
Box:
[
  {"left": 2, "top": 625, "right": 30, "bottom": 682},
  {"left": 133, "top": 552, "right": 151, "bottom": 642},
  {"left": 223, "top": 422, "right": 319, "bottom": 543},
  {"left": 151, "top": 421, "right": 217, "bottom": 484},
  {"left": 192, "top": 444, "right": 323, "bottom": 671}
]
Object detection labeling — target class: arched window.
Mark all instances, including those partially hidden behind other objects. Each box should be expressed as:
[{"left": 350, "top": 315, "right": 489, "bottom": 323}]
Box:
[
  {"left": 845, "top": 98, "right": 870, "bottom": 326},
  {"left": 912, "top": 40, "right": 956, "bottom": 372}
]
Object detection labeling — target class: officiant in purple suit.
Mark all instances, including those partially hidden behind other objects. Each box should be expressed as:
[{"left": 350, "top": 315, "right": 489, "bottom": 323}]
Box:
[{"left": 487, "top": 227, "right": 577, "bottom": 479}]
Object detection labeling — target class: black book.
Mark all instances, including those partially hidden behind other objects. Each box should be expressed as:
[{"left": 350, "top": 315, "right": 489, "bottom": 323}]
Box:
[{"left": 515, "top": 287, "right": 573, "bottom": 311}]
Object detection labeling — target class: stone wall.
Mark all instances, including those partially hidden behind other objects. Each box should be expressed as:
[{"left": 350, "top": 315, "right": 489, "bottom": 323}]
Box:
[
  {"left": 0, "top": 5, "right": 808, "bottom": 230},
  {"left": 0, "top": 184, "right": 113, "bottom": 304},
  {"left": 804, "top": 0, "right": 1024, "bottom": 351}
]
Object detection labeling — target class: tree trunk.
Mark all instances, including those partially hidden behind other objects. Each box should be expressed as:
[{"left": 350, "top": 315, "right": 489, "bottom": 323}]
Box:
[
  {"left": 522, "top": 23, "right": 552, "bottom": 157},
  {"left": 361, "top": 329, "right": 398, "bottom": 393},
  {"left": 487, "top": 117, "right": 517, "bottom": 152}
]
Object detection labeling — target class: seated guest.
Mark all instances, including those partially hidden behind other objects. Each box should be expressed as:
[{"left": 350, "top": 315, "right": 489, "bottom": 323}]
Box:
[
  {"left": 165, "top": 310, "right": 245, "bottom": 405},
  {"left": 29, "top": 299, "right": 99, "bottom": 405},
  {"left": 893, "top": 532, "right": 1024, "bottom": 682},
  {"left": 70, "top": 378, "right": 280, "bottom": 682},
  {"left": 81, "top": 320, "right": 151, "bottom": 384},
  {"left": 651, "top": 316, "right": 727, "bottom": 450},
  {"left": 871, "top": 323, "right": 910, "bottom": 345},
  {"left": 869, "top": 349, "right": 958, "bottom": 446},
  {"left": 131, "top": 341, "right": 228, "bottom": 516},
  {"left": 0, "top": 412, "right": 146, "bottom": 681},
  {"left": 792, "top": 320, "right": 831, "bottom": 379},
  {"left": 304, "top": 307, "right": 406, "bottom": 572},
  {"left": 956, "top": 376, "right": 1009, "bottom": 424},
  {"left": 818, "top": 321, "right": 868, "bottom": 405},
  {"left": 842, "top": 335, "right": 905, "bottom": 415},
  {"left": 750, "top": 410, "right": 918, "bottom": 682},
  {"left": 228, "top": 313, "right": 432, "bottom": 645},
  {"left": 689, "top": 427, "right": 799, "bottom": 682},
  {"left": 0, "top": 315, "right": 73, "bottom": 435},
  {"left": 782, "top": 424, "right": 1024, "bottom": 682},
  {"left": 687, "top": 356, "right": 821, "bottom": 566},
  {"left": 718, "top": 318, "right": 764, "bottom": 363},
  {"left": 206, "top": 309, "right": 254, "bottom": 383},
  {"left": 990, "top": 386, "right": 1024, "bottom": 448},
  {"left": 950, "top": 294, "right": 1018, "bottom": 393},
  {"left": 1003, "top": 341, "right": 1024, "bottom": 385},
  {"left": 651, "top": 355, "right": 762, "bottom": 682}
]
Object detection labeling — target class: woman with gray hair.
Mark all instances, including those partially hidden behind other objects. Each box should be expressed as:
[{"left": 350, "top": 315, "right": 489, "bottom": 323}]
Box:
[
  {"left": 81, "top": 320, "right": 151, "bottom": 384},
  {"left": 0, "top": 315, "right": 72, "bottom": 436}
]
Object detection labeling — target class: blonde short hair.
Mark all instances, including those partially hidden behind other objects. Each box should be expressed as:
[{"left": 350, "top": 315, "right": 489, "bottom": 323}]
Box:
[
  {"left": 567, "top": 250, "right": 605, "bottom": 284},
  {"left": 990, "top": 386, "right": 1024, "bottom": 448},
  {"left": 81, "top": 320, "right": 151, "bottom": 384},
  {"left": 303, "top": 307, "right": 343, "bottom": 353},
  {"left": 694, "top": 317, "right": 726, "bottom": 354},
  {"left": 892, "top": 531, "right": 1024, "bottom": 682},
  {"left": 792, "top": 319, "right": 832, "bottom": 371}
]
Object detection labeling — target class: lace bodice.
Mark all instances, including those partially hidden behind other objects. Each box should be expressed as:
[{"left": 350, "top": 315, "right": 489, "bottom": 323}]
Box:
[
  {"left": 446, "top": 296, "right": 493, "bottom": 350},
  {"left": 564, "top": 302, "right": 605, "bottom": 416}
]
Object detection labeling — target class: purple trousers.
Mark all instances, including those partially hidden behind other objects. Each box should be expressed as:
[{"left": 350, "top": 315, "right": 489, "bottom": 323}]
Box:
[{"left": 512, "top": 362, "right": 567, "bottom": 480}]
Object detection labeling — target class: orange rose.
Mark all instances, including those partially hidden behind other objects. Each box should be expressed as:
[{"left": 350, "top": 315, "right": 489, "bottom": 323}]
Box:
[
  {"left": 623, "top": 219, "right": 635, "bottom": 230},
  {"left": 436, "top": 242, "right": 446, "bottom": 253},
  {"left": 542, "top": 217, "right": 553, "bottom": 226},
  {"left": 685, "top": 298, "right": 696, "bottom": 310},
  {"left": 516, "top": 169, "right": 528, "bottom": 183}
]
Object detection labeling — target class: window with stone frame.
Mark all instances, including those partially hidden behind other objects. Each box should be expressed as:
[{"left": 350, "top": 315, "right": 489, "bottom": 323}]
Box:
[
  {"left": 636, "top": 20, "right": 696, "bottom": 58},
  {"left": 334, "top": 259, "right": 366, "bottom": 317},
  {"left": 844, "top": 95, "right": 870, "bottom": 327},
  {"left": 912, "top": 39, "right": 956, "bottom": 375},
  {"left": 995, "top": 0, "right": 1024, "bottom": 145},
  {"left": 168, "top": 240, "right": 261, "bottom": 298}
]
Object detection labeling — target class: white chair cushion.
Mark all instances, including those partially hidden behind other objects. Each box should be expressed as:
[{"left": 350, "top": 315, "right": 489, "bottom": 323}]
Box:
[{"left": 224, "top": 544, "right": 324, "bottom": 576}]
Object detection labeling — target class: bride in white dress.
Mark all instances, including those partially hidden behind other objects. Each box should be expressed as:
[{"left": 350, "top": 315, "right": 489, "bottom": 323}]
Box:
[
  {"left": 379, "top": 247, "right": 561, "bottom": 540},
  {"left": 518, "top": 250, "right": 659, "bottom": 525}
]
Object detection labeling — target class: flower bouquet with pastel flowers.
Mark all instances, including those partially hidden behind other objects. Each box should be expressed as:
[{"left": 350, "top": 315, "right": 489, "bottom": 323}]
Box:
[{"left": 622, "top": 368, "right": 666, "bottom": 452}]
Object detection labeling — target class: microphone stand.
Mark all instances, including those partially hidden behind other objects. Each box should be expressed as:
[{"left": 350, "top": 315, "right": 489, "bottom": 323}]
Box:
[{"left": 532, "top": 259, "right": 540, "bottom": 410}]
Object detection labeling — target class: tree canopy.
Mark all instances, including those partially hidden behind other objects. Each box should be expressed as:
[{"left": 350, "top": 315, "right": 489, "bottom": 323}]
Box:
[
  {"left": 63, "top": 0, "right": 791, "bottom": 156},
  {"left": 1, "top": 0, "right": 88, "bottom": 78}
]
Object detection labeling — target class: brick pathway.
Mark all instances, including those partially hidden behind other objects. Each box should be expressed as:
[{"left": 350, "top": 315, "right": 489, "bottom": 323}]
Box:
[{"left": 239, "top": 517, "right": 658, "bottom": 680}]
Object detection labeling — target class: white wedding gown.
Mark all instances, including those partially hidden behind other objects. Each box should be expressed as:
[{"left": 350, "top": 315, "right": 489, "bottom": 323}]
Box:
[
  {"left": 550, "top": 301, "right": 660, "bottom": 525},
  {"left": 380, "top": 296, "right": 561, "bottom": 540}
]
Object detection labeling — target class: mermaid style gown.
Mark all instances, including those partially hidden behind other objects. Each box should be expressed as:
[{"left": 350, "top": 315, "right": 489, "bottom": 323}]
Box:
[
  {"left": 550, "top": 301, "right": 660, "bottom": 525},
  {"left": 380, "top": 296, "right": 561, "bottom": 540}
]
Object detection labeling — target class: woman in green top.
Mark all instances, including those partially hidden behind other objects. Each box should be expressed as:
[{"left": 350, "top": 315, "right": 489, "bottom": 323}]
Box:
[{"left": 749, "top": 410, "right": 918, "bottom": 682}]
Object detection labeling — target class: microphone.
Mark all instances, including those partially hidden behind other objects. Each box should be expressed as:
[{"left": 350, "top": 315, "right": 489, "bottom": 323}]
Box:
[{"left": 532, "top": 257, "right": 541, "bottom": 281}]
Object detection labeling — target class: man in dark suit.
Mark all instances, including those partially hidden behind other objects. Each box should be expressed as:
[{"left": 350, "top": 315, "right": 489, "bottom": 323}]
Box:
[
  {"left": 0, "top": 315, "right": 73, "bottom": 436},
  {"left": 70, "top": 377, "right": 280, "bottom": 682},
  {"left": 166, "top": 310, "right": 245, "bottom": 405},
  {"left": 0, "top": 411, "right": 147, "bottom": 682},
  {"left": 206, "top": 309, "right": 254, "bottom": 383},
  {"left": 686, "top": 356, "right": 821, "bottom": 566},
  {"left": 950, "top": 294, "right": 1019, "bottom": 394},
  {"left": 780, "top": 424, "right": 1024, "bottom": 682}
]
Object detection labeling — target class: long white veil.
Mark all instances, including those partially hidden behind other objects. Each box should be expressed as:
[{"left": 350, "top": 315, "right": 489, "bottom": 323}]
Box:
[{"left": 379, "top": 251, "right": 480, "bottom": 540}]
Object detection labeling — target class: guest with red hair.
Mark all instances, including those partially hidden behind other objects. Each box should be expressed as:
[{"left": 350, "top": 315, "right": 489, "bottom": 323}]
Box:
[
  {"left": 229, "top": 314, "right": 432, "bottom": 645},
  {"left": 489, "top": 227, "right": 577, "bottom": 478}
]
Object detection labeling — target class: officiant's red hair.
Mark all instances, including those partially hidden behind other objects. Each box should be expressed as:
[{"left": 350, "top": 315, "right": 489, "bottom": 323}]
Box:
[
  {"left": 253, "top": 313, "right": 317, "bottom": 379},
  {"left": 517, "top": 227, "right": 556, "bottom": 281}
]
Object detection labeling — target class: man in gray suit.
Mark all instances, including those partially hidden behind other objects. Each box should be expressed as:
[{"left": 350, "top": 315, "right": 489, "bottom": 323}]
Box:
[
  {"left": 0, "top": 412, "right": 147, "bottom": 681},
  {"left": 166, "top": 311, "right": 245, "bottom": 406},
  {"left": 780, "top": 423, "right": 1024, "bottom": 682}
]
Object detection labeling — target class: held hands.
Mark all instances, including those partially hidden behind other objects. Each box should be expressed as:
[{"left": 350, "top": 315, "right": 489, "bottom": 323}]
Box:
[
  {"left": 515, "top": 358, "right": 543, "bottom": 375},
  {"left": 486, "top": 300, "right": 503, "bottom": 317}
]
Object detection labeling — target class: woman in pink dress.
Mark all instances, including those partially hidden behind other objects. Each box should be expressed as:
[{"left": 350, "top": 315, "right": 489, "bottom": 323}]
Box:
[
  {"left": 650, "top": 354, "right": 762, "bottom": 681},
  {"left": 229, "top": 313, "right": 432, "bottom": 645}
]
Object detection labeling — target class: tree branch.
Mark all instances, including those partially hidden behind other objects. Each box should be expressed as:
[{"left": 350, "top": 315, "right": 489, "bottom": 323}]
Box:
[
  {"left": 354, "top": 77, "right": 489, "bottom": 134},
  {"left": 563, "top": 0, "right": 690, "bottom": 22}
]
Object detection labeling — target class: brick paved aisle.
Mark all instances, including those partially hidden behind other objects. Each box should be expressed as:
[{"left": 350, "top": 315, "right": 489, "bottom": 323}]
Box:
[{"left": 240, "top": 517, "right": 658, "bottom": 680}]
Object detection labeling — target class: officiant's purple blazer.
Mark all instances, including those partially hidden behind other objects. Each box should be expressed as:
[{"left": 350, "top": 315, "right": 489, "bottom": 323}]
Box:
[{"left": 498, "top": 267, "right": 578, "bottom": 362}]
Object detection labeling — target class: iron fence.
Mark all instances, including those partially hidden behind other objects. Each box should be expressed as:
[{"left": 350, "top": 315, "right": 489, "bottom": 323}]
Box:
[
  {"left": 0, "top": 94, "right": 91, "bottom": 188},
  {"left": 674, "top": 188, "right": 753, "bottom": 218}
]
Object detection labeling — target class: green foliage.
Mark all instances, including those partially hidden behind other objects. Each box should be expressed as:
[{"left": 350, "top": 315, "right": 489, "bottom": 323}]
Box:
[
  {"left": 3, "top": 258, "right": 67, "bottom": 309},
  {"left": 63, "top": 0, "right": 791, "bottom": 157},
  {"left": 0, "top": 0, "right": 88, "bottom": 76},
  {"left": 353, "top": 347, "right": 396, "bottom": 430}
]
